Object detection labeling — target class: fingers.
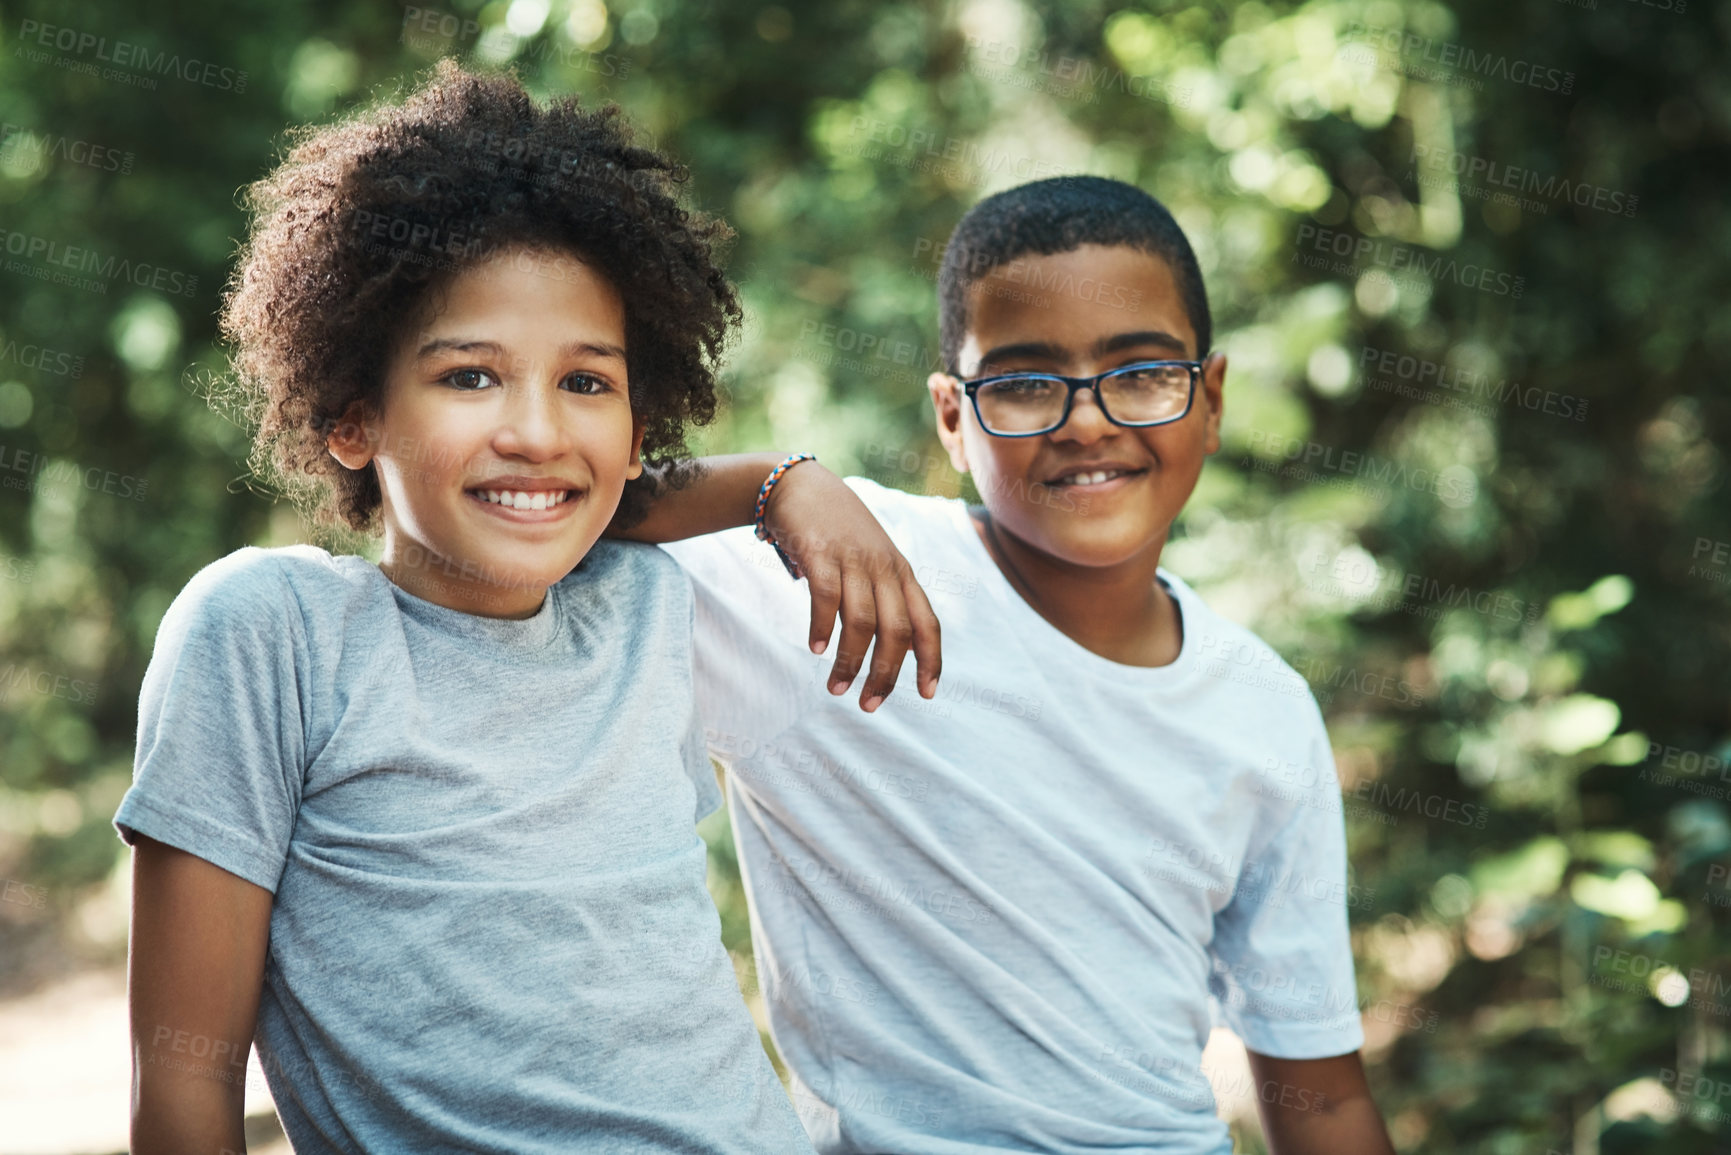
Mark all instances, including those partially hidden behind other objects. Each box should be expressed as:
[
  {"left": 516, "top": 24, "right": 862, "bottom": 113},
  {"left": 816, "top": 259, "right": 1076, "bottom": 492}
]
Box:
[
  {"left": 806, "top": 537, "right": 944, "bottom": 712},
  {"left": 804, "top": 552, "right": 841, "bottom": 657},
  {"left": 827, "top": 570, "right": 877, "bottom": 700},
  {"left": 902, "top": 573, "right": 943, "bottom": 700},
  {"left": 856, "top": 582, "right": 914, "bottom": 712},
  {"left": 845, "top": 559, "right": 943, "bottom": 713}
]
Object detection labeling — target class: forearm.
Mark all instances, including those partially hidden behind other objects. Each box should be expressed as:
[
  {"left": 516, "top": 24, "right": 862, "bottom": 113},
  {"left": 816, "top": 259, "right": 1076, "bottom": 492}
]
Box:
[
  {"left": 611, "top": 453, "right": 787, "bottom": 543},
  {"left": 1249, "top": 1050, "right": 1393, "bottom": 1155},
  {"left": 1260, "top": 1091, "right": 1394, "bottom": 1155},
  {"left": 132, "top": 1081, "right": 247, "bottom": 1155},
  {"left": 610, "top": 452, "right": 943, "bottom": 705}
]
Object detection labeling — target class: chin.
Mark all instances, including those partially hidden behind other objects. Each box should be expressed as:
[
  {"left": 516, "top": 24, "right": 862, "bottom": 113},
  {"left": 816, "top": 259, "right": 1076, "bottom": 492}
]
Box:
[
  {"left": 522, "top": 548, "right": 594, "bottom": 586},
  {"left": 1030, "top": 514, "right": 1162, "bottom": 569},
  {"left": 452, "top": 541, "right": 564, "bottom": 590}
]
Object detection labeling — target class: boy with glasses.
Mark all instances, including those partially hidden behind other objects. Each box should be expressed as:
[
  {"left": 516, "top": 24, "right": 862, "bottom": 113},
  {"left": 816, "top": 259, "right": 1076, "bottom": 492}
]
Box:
[{"left": 646, "top": 176, "right": 1395, "bottom": 1153}]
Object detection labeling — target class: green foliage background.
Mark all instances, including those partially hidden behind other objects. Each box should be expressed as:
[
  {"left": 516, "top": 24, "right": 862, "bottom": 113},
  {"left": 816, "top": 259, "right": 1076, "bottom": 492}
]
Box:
[{"left": 0, "top": 0, "right": 1725, "bottom": 1151}]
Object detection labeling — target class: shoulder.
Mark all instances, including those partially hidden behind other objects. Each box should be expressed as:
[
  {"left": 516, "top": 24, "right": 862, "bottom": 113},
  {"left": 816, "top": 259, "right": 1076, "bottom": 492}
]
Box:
[
  {"left": 565, "top": 538, "right": 692, "bottom": 609},
  {"left": 147, "top": 548, "right": 322, "bottom": 671},
  {"left": 662, "top": 477, "right": 971, "bottom": 599},
  {"left": 171, "top": 546, "right": 300, "bottom": 622},
  {"left": 1168, "top": 570, "right": 1322, "bottom": 725},
  {"left": 841, "top": 475, "right": 960, "bottom": 531},
  {"left": 840, "top": 475, "right": 976, "bottom": 571},
  {"left": 575, "top": 537, "right": 688, "bottom": 584},
  {"left": 161, "top": 545, "right": 362, "bottom": 644}
]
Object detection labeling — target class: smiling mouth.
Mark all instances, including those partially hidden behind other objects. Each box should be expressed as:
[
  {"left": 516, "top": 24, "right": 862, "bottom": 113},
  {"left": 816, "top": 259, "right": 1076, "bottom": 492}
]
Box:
[
  {"left": 1047, "top": 467, "right": 1145, "bottom": 487},
  {"left": 466, "top": 488, "right": 577, "bottom": 511}
]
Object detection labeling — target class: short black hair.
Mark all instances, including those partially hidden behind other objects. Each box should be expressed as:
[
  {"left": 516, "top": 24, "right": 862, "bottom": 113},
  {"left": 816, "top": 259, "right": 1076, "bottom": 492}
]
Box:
[{"left": 937, "top": 176, "right": 1211, "bottom": 374}]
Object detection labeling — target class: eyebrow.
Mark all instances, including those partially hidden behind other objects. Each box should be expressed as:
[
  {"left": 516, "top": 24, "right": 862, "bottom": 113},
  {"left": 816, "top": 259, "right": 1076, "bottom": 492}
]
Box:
[
  {"left": 974, "top": 329, "right": 1191, "bottom": 374},
  {"left": 415, "top": 337, "right": 628, "bottom": 361}
]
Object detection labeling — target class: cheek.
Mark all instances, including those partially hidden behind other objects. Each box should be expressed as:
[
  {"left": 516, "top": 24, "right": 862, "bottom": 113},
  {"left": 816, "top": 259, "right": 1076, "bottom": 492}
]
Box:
[
  {"left": 1146, "top": 426, "right": 1204, "bottom": 469},
  {"left": 392, "top": 404, "right": 479, "bottom": 477},
  {"left": 576, "top": 404, "right": 641, "bottom": 473},
  {"left": 962, "top": 427, "right": 1026, "bottom": 485}
]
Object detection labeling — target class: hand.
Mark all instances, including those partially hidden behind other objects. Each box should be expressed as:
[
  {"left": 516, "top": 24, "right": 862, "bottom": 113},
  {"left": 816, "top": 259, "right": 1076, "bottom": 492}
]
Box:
[{"left": 762, "top": 464, "right": 942, "bottom": 711}]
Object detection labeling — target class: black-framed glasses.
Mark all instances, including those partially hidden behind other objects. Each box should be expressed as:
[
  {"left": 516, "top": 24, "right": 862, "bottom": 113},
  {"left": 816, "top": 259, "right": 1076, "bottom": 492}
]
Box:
[{"left": 958, "top": 359, "right": 1204, "bottom": 438}]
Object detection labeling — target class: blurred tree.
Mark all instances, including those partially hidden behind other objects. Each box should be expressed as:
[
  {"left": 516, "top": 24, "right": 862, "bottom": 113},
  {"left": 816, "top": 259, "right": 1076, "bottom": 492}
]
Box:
[{"left": 0, "top": 0, "right": 1725, "bottom": 1151}]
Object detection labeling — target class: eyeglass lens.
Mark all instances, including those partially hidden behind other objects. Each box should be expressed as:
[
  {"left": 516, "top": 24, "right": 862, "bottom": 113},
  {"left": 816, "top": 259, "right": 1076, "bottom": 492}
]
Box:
[{"left": 974, "top": 363, "right": 1192, "bottom": 434}]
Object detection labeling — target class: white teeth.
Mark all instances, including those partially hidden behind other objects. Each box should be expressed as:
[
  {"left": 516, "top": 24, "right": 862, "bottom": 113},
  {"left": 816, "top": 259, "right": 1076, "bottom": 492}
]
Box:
[
  {"left": 472, "top": 489, "right": 570, "bottom": 509},
  {"left": 1062, "top": 469, "right": 1126, "bottom": 486}
]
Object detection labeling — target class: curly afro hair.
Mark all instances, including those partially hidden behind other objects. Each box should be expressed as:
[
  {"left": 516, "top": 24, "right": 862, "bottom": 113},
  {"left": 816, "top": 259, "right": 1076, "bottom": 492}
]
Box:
[{"left": 221, "top": 59, "right": 739, "bottom": 533}]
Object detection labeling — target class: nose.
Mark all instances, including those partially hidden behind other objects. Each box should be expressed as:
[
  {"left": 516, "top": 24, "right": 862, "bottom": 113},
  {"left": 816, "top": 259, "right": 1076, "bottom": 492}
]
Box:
[
  {"left": 1049, "top": 383, "right": 1114, "bottom": 445},
  {"left": 492, "top": 376, "right": 570, "bottom": 462}
]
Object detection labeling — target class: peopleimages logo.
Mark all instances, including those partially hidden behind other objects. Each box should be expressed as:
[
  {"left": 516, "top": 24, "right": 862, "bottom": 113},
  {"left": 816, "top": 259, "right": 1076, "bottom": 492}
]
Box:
[
  {"left": 1294, "top": 224, "right": 1524, "bottom": 300},
  {"left": 0, "top": 443, "right": 149, "bottom": 501},
  {"left": 1360, "top": 345, "right": 1589, "bottom": 423},
  {"left": 0, "top": 122, "right": 136, "bottom": 175},
  {"left": 0, "top": 338, "right": 84, "bottom": 378},
  {"left": 1243, "top": 430, "right": 1479, "bottom": 509},
  {"left": 15, "top": 20, "right": 249, "bottom": 92},
  {"left": 0, "top": 662, "right": 100, "bottom": 705},
  {"left": 847, "top": 115, "right": 1074, "bottom": 185},
  {"left": 963, "top": 36, "right": 1193, "bottom": 107},
  {"left": 1342, "top": 22, "right": 1574, "bottom": 94},
  {"left": 1409, "top": 145, "right": 1637, "bottom": 218},
  {"left": 0, "top": 228, "right": 198, "bottom": 298}
]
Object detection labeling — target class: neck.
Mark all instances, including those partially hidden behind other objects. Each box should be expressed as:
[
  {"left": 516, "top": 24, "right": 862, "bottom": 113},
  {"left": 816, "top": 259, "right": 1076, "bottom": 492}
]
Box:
[
  {"left": 973, "top": 510, "right": 1181, "bottom": 668},
  {"left": 378, "top": 542, "right": 547, "bottom": 620}
]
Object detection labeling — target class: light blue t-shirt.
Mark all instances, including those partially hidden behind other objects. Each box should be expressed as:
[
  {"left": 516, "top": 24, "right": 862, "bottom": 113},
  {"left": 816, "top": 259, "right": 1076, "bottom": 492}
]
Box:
[
  {"left": 115, "top": 541, "right": 814, "bottom": 1155},
  {"left": 665, "top": 478, "right": 1364, "bottom": 1154}
]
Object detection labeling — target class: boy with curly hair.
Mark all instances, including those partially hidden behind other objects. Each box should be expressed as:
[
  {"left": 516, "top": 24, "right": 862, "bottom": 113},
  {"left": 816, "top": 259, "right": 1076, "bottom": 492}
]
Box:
[{"left": 118, "top": 62, "right": 937, "bottom": 1154}]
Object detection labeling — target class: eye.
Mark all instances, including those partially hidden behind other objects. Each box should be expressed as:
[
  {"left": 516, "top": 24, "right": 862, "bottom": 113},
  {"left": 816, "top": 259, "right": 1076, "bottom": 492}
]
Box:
[
  {"left": 562, "top": 372, "right": 614, "bottom": 395},
  {"left": 1116, "top": 362, "right": 1185, "bottom": 383},
  {"left": 984, "top": 376, "right": 1058, "bottom": 397},
  {"left": 441, "top": 368, "right": 496, "bottom": 391}
]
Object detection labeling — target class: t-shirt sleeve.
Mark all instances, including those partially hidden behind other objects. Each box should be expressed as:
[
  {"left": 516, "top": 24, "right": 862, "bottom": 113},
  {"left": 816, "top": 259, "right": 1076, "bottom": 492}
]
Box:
[
  {"left": 113, "top": 550, "right": 308, "bottom": 893},
  {"left": 661, "top": 528, "right": 818, "bottom": 770},
  {"left": 661, "top": 475, "right": 942, "bottom": 772},
  {"left": 672, "top": 564, "right": 725, "bottom": 824},
  {"left": 1207, "top": 707, "right": 1366, "bottom": 1059}
]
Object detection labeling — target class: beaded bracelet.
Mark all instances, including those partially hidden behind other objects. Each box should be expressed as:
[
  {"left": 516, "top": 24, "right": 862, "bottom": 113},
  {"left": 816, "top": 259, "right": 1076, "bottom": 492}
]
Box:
[{"left": 753, "top": 452, "right": 817, "bottom": 579}]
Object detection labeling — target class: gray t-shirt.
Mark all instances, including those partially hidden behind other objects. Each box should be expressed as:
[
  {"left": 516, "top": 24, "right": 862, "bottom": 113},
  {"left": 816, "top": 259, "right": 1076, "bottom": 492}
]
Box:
[{"left": 115, "top": 541, "right": 813, "bottom": 1154}]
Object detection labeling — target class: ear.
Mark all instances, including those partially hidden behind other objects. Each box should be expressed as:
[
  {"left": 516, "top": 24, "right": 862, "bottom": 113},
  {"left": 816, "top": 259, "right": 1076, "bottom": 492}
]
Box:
[
  {"left": 325, "top": 400, "right": 379, "bottom": 471},
  {"left": 928, "top": 371, "right": 969, "bottom": 475},
  {"left": 1199, "top": 352, "right": 1227, "bottom": 457},
  {"left": 625, "top": 414, "right": 647, "bottom": 481}
]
